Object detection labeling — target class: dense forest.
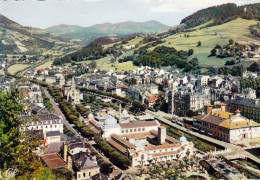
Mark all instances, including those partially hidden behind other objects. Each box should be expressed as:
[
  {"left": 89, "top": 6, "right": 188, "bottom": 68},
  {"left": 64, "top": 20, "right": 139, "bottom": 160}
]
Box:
[
  {"left": 133, "top": 46, "right": 200, "bottom": 72},
  {"left": 180, "top": 3, "right": 260, "bottom": 28}
]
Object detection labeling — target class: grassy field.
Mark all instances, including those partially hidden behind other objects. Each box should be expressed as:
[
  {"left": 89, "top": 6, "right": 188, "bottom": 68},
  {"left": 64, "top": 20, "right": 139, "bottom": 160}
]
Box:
[
  {"left": 8, "top": 64, "right": 30, "bottom": 75},
  {"left": 159, "top": 18, "right": 259, "bottom": 67},
  {"left": 127, "top": 36, "right": 143, "bottom": 45},
  {"left": 35, "top": 60, "right": 53, "bottom": 70},
  {"left": 98, "top": 61, "right": 138, "bottom": 71}
]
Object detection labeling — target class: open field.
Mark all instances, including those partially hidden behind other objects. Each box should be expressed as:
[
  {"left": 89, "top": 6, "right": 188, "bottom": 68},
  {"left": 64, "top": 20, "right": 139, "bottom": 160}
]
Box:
[
  {"left": 127, "top": 36, "right": 143, "bottom": 45},
  {"left": 159, "top": 18, "right": 259, "bottom": 67},
  {"left": 35, "top": 60, "right": 53, "bottom": 71},
  {"left": 98, "top": 61, "right": 138, "bottom": 71},
  {"left": 8, "top": 64, "right": 30, "bottom": 75}
]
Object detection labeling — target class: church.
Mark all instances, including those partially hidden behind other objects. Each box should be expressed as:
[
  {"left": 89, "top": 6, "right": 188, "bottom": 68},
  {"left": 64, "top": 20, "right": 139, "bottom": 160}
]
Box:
[{"left": 64, "top": 77, "right": 83, "bottom": 104}]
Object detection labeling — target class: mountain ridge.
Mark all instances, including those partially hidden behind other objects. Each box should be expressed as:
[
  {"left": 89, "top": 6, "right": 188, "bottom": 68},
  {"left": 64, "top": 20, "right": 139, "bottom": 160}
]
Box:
[
  {"left": 45, "top": 20, "right": 169, "bottom": 44},
  {"left": 0, "top": 14, "right": 78, "bottom": 54}
]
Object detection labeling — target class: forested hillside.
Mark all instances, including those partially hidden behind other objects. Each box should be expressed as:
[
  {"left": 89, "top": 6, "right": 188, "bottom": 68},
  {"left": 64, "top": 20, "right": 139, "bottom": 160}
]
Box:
[{"left": 180, "top": 3, "right": 260, "bottom": 28}]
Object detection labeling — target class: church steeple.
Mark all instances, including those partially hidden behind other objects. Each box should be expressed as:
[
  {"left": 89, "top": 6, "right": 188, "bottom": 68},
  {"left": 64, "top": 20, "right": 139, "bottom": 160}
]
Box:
[{"left": 71, "top": 77, "right": 76, "bottom": 89}]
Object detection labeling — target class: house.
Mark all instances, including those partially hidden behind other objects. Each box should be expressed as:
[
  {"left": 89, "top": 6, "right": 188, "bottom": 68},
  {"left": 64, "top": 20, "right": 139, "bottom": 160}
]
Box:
[{"left": 61, "top": 139, "right": 100, "bottom": 180}]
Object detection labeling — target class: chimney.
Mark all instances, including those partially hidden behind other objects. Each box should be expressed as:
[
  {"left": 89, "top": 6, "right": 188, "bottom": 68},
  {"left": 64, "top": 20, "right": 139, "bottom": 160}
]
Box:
[
  {"left": 67, "top": 155, "right": 72, "bottom": 171},
  {"left": 205, "top": 104, "right": 213, "bottom": 114},
  {"left": 63, "top": 143, "right": 67, "bottom": 162},
  {"left": 219, "top": 103, "right": 226, "bottom": 112},
  {"left": 158, "top": 126, "right": 166, "bottom": 145}
]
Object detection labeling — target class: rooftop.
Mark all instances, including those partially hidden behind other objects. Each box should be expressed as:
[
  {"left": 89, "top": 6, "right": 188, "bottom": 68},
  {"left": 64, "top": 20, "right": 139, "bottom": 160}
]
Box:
[
  {"left": 120, "top": 120, "right": 159, "bottom": 129},
  {"left": 41, "top": 154, "right": 67, "bottom": 169}
]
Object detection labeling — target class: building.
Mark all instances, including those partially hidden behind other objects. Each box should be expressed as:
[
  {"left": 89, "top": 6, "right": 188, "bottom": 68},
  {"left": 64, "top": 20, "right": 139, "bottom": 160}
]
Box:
[
  {"left": 227, "top": 97, "right": 260, "bottom": 123},
  {"left": 61, "top": 139, "right": 100, "bottom": 180},
  {"left": 21, "top": 113, "right": 63, "bottom": 138},
  {"left": 241, "top": 88, "right": 256, "bottom": 99},
  {"left": 169, "top": 89, "right": 211, "bottom": 116},
  {"left": 99, "top": 116, "right": 194, "bottom": 167},
  {"left": 193, "top": 105, "right": 260, "bottom": 143},
  {"left": 64, "top": 77, "right": 83, "bottom": 104},
  {"left": 127, "top": 83, "right": 158, "bottom": 104},
  {"left": 197, "top": 75, "right": 210, "bottom": 87}
]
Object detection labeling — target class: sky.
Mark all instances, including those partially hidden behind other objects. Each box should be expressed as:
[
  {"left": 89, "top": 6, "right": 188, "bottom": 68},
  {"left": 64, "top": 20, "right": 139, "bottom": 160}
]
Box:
[{"left": 0, "top": 0, "right": 259, "bottom": 29}]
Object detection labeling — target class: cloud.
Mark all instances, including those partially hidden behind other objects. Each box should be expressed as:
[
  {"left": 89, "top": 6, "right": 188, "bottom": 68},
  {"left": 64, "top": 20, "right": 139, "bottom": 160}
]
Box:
[{"left": 150, "top": 0, "right": 260, "bottom": 13}]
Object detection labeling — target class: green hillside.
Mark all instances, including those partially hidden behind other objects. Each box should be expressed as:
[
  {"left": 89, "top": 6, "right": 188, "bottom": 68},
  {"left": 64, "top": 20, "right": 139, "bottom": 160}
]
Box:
[
  {"left": 0, "top": 14, "right": 79, "bottom": 55},
  {"left": 159, "top": 18, "right": 260, "bottom": 67}
]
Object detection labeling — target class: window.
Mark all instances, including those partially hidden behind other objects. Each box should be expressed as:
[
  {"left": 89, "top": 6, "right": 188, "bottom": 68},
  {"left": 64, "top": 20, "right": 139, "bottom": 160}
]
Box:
[
  {"left": 121, "top": 130, "right": 124, "bottom": 133},
  {"left": 89, "top": 172, "right": 91, "bottom": 177},
  {"left": 126, "top": 129, "right": 128, "bottom": 133},
  {"left": 134, "top": 129, "right": 137, "bottom": 132},
  {"left": 142, "top": 128, "right": 145, "bottom": 131},
  {"left": 83, "top": 173, "right": 85, "bottom": 177},
  {"left": 138, "top": 128, "right": 141, "bottom": 131},
  {"left": 130, "top": 129, "right": 132, "bottom": 132}
]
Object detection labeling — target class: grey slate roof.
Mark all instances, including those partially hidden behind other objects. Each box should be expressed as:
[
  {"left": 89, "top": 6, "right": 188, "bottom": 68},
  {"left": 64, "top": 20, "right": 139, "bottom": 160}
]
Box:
[{"left": 230, "top": 97, "right": 260, "bottom": 109}]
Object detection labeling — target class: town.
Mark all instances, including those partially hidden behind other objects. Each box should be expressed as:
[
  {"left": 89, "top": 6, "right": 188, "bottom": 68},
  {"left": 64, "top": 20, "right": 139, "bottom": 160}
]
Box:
[
  {"left": 1, "top": 1, "right": 260, "bottom": 180},
  {"left": 1, "top": 55, "right": 260, "bottom": 179}
]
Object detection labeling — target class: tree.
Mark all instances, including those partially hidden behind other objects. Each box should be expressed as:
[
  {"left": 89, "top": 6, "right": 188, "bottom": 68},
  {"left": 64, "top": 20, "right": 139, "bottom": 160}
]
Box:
[
  {"left": 229, "top": 39, "right": 234, "bottom": 45},
  {"left": 197, "top": 41, "right": 201, "bottom": 47},
  {"left": 210, "top": 48, "right": 217, "bottom": 56},
  {"left": 188, "top": 49, "right": 194, "bottom": 56},
  {"left": 0, "top": 91, "right": 59, "bottom": 178},
  {"left": 186, "top": 110, "right": 194, "bottom": 117},
  {"left": 89, "top": 60, "right": 97, "bottom": 69}
]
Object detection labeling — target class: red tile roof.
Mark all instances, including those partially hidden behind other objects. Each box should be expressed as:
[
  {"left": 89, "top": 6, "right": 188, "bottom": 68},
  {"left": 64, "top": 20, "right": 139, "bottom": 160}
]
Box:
[
  {"left": 145, "top": 95, "right": 158, "bottom": 103},
  {"left": 118, "top": 84, "right": 129, "bottom": 88}
]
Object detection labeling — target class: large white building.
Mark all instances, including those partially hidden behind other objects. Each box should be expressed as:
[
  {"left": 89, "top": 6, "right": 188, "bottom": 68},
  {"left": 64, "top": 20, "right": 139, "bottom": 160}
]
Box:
[
  {"left": 97, "top": 116, "right": 194, "bottom": 167},
  {"left": 21, "top": 113, "right": 63, "bottom": 138}
]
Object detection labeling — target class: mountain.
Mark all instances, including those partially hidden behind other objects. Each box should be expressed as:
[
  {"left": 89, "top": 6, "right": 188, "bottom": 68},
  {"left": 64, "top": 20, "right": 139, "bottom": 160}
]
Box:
[
  {"left": 180, "top": 3, "right": 260, "bottom": 28},
  {"left": 0, "top": 14, "right": 78, "bottom": 54},
  {"left": 45, "top": 24, "right": 84, "bottom": 35},
  {"left": 45, "top": 20, "right": 168, "bottom": 44}
]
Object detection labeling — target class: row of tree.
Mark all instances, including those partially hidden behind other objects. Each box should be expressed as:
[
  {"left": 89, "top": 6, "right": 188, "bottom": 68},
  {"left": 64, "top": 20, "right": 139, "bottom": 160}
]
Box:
[
  {"left": 47, "top": 86, "right": 132, "bottom": 170},
  {"left": 94, "top": 137, "right": 131, "bottom": 170}
]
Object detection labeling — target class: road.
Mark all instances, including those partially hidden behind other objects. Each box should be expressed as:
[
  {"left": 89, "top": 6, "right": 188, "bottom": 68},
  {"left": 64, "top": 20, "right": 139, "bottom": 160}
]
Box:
[
  {"left": 44, "top": 88, "right": 121, "bottom": 175},
  {"left": 43, "top": 88, "right": 80, "bottom": 136},
  {"left": 146, "top": 110, "right": 260, "bottom": 164}
]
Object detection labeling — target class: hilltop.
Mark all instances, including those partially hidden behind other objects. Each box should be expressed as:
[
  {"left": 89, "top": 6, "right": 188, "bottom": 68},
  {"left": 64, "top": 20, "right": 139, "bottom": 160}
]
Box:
[
  {"left": 0, "top": 14, "right": 79, "bottom": 55},
  {"left": 45, "top": 24, "right": 84, "bottom": 35},
  {"left": 45, "top": 20, "right": 169, "bottom": 45},
  {"left": 180, "top": 3, "right": 260, "bottom": 29}
]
